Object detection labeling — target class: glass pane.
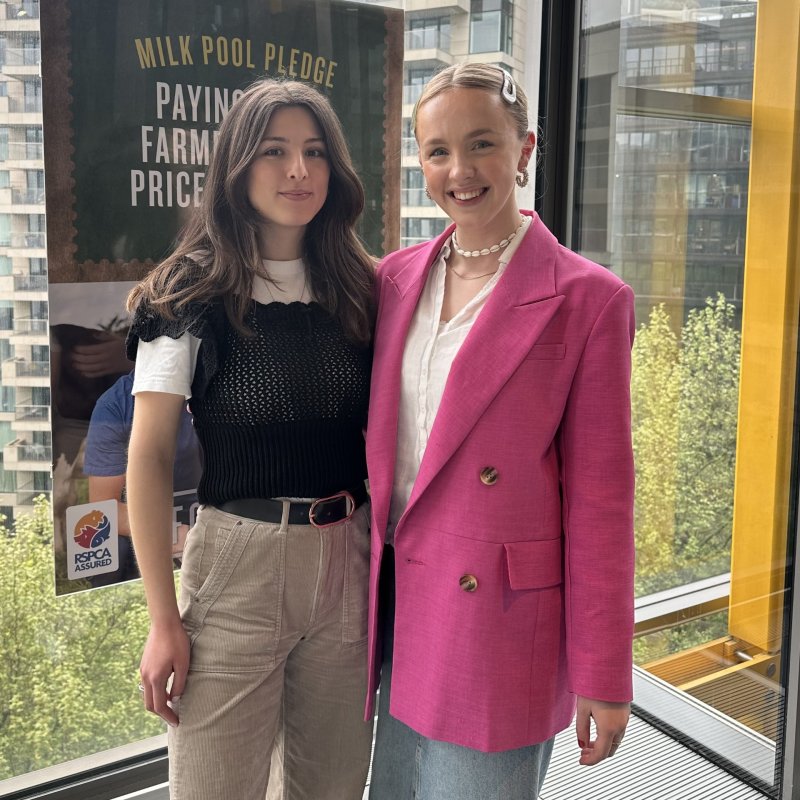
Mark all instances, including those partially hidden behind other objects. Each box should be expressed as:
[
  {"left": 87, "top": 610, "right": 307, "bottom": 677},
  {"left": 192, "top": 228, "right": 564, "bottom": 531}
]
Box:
[
  {"left": 571, "top": 0, "right": 795, "bottom": 791},
  {"left": 470, "top": 11, "right": 501, "bottom": 53},
  {"left": 0, "top": 9, "right": 151, "bottom": 790},
  {"left": 619, "top": 1, "right": 756, "bottom": 100}
]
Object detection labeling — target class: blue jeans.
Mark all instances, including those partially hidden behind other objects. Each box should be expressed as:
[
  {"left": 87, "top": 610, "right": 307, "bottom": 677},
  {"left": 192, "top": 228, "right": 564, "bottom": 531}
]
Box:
[{"left": 369, "top": 548, "right": 554, "bottom": 800}]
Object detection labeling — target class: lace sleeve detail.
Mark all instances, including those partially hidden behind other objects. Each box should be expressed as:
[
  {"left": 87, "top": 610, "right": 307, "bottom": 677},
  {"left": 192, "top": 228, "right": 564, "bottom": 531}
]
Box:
[{"left": 126, "top": 287, "right": 228, "bottom": 400}]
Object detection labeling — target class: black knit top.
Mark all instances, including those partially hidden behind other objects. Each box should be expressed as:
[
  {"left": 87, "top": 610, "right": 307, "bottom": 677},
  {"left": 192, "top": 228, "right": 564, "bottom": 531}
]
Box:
[{"left": 126, "top": 295, "right": 371, "bottom": 505}]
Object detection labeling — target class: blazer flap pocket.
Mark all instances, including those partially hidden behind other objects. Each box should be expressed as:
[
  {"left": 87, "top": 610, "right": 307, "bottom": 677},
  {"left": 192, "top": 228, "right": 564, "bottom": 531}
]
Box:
[
  {"left": 504, "top": 539, "right": 563, "bottom": 589},
  {"left": 525, "top": 343, "right": 566, "bottom": 360}
]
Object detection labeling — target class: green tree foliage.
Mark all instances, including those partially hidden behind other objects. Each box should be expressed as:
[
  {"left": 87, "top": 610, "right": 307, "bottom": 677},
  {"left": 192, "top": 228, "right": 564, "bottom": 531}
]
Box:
[
  {"left": 674, "top": 295, "right": 740, "bottom": 578},
  {"left": 632, "top": 295, "right": 741, "bottom": 597},
  {"left": 631, "top": 303, "right": 680, "bottom": 595},
  {"left": 0, "top": 497, "right": 162, "bottom": 780}
]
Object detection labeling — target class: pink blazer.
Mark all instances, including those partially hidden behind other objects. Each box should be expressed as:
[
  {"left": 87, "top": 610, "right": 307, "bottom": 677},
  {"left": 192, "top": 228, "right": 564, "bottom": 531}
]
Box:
[{"left": 364, "top": 211, "right": 635, "bottom": 752}]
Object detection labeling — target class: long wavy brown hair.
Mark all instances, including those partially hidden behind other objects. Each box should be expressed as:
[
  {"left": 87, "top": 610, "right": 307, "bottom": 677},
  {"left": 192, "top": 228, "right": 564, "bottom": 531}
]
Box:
[{"left": 127, "top": 79, "right": 374, "bottom": 344}]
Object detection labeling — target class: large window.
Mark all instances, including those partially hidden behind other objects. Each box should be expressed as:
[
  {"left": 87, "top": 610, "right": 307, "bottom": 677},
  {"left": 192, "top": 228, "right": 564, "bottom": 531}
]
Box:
[
  {"left": 406, "top": 15, "right": 451, "bottom": 52},
  {"left": 563, "top": 0, "right": 800, "bottom": 793},
  {"left": 3, "top": 1, "right": 800, "bottom": 798},
  {"left": 470, "top": 0, "right": 513, "bottom": 55},
  {"left": 401, "top": 216, "right": 447, "bottom": 248},
  {"left": 404, "top": 66, "right": 435, "bottom": 105},
  {"left": 402, "top": 167, "right": 434, "bottom": 208},
  {"left": 22, "top": 77, "right": 40, "bottom": 112}
]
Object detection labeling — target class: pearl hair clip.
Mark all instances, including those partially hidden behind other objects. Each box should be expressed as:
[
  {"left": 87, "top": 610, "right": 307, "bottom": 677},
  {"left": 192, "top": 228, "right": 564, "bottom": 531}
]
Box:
[{"left": 500, "top": 68, "right": 517, "bottom": 104}]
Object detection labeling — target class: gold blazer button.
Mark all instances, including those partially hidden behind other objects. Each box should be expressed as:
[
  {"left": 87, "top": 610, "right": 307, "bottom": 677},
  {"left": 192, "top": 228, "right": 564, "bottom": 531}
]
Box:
[
  {"left": 459, "top": 574, "right": 479, "bottom": 592},
  {"left": 479, "top": 466, "right": 499, "bottom": 485}
]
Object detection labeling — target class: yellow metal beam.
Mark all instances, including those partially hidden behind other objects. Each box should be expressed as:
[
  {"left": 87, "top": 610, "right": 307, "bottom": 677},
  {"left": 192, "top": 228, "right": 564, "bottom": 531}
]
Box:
[
  {"left": 729, "top": 0, "right": 800, "bottom": 652},
  {"left": 677, "top": 654, "right": 772, "bottom": 694}
]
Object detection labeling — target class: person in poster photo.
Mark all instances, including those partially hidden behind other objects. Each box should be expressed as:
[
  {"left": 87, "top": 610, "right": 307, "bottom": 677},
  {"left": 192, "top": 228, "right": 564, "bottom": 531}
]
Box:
[
  {"left": 365, "top": 64, "right": 635, "bottom": 799},
  {"left": 125, "top": 79, "right": 374, "bottom": 800},
  {"left": 83, "top": 371, "right": 201, "bottom": 588}
]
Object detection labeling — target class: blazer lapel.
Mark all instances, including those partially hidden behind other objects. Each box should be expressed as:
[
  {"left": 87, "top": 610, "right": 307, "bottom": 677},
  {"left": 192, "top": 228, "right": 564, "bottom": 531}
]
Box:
[
  {"left": 366, "top": 231, "right": 452, "bottom": 539},
  {"left": 401, "top": 213, "right": 564, "bottom": 516}
]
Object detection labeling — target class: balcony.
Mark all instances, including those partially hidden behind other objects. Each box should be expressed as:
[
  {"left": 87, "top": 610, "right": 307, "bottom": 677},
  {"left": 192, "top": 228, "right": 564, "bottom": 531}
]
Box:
[
  {"left": 3, "top": 438, "right": 51, "bottom": 471},
  {"left": 6, "top": 96, "right": 43, "bottom": 116},
  {"left": 403, "top": 84, "right": 426, "bottom": 105},
  {"left": 0, "top": 269, "right": 47, "bottom": 303},
  {"left": 0, "top": 141, "right": 43, "bottom": 163},
  {"left": 4, "top": 1, "right": 39, "bottom": 18},
  {"left": 1, "top": 46, "right": 40, "bottom": 76},
  {"left": 401, "top": 236, "right": 437, "bottom": 248},
  {"left": 13, "top": 274, "right": 47, "bottom": 292},
  {"left": 15, "top": 360, "right": 48, "bottom": 377},
  {"left": 13, "top": 317, "right": 48, "bottom": 334},
  {"left": 12, "top": 403, "right": 49, "bottom": 433},
  {"left": 2, "top": 357, "right": 50, "bottom": 387},
  {"left": 17, "top": 443, "right": 49, "bottom": 461},
  {"left": 15, "top": 480, "right": 40, "bottom": 507},
  {"left": 405, "top": 28, "right": 451, "bottom": 52},
  {"left": 401, "top": 187, "right": 436, "bottom": 208},
  {"left": 12, "top": 187, "right": 45, "bottom": 206},
  {"left": 404, "top": 0, "right": 469, "bottom": 13},
  {"left": 402, "top": 137, "right": 419, "bottom": 158},
  {"left": 0, "top": 232, "right": 46, "bottom": 255},
  {"left": 2, "top": 46, "right": 40, "bottom": 66},
  {"left": 14, "top": 404, "right": 48, "bottom": 423}
]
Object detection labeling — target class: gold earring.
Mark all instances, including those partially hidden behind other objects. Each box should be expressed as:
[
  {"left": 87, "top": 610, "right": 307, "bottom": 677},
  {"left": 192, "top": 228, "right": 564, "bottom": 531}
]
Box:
[
  {"left": 515, "top": 168, "right": 529, "bottom": 189},
  {"left": 424, "top": 185, "right": 431, "bottom": 199}
]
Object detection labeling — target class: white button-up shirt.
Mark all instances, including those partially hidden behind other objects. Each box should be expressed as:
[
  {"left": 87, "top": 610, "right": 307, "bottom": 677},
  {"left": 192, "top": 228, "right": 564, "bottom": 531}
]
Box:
[{"left": 387, "top": 215, "right": 533, "bottom": 541}]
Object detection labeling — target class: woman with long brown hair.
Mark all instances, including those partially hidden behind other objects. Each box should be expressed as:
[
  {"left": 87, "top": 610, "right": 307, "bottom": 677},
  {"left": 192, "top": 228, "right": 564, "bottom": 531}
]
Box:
[{"left": 126, "top": 78, "right": 374, "bottom": 800}]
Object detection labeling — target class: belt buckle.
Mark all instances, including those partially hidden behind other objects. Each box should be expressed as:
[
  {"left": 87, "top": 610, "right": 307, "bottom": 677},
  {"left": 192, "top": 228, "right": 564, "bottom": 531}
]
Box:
[{"left": 309, "top": 491, "right": 356, "bottom": 529}]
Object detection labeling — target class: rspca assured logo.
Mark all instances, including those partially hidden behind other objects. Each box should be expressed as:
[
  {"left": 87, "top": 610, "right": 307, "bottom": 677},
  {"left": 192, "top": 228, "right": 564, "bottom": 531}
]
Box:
[
  {"left": 66, "top": 500, "right": 119, "bottom": 581},
  {"left": 74, "top": 509, "right": 111, "bottom": 550}
]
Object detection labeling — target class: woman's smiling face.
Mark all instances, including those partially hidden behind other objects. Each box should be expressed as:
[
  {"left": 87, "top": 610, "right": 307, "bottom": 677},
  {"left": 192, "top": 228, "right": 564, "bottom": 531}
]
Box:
[{"left": 415, "top": 87, "right": 534, "bottom": 248}]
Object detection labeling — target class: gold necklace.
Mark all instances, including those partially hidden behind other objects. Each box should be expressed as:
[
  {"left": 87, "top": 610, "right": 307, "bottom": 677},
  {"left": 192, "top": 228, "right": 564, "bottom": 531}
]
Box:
[
  {"left": 448, "top": 263, "right": 499, "bottom": 281},
  {"left": 262, "top": 266, "right": 308, "bottom": 302}
]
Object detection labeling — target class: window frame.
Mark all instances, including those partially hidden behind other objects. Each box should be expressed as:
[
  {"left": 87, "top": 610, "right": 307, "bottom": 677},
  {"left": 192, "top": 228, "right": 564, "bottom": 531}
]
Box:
[{"left": 535, "top": 1, "right": 800, "bottom": 797}]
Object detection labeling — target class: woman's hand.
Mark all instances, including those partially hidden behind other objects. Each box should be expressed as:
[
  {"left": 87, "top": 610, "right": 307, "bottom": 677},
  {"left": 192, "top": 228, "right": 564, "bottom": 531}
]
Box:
[
  {"left": 139, "top": 617, "right": 190, "bottom": 727},
  {"left": 575, "top": 696, "right": 630, "bottom": 765}
]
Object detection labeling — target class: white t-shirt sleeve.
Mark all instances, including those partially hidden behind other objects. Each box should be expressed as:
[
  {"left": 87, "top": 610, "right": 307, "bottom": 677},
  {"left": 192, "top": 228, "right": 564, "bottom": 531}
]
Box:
[{"left": 131, "top": 333, "right": 201, "bottom": 399}]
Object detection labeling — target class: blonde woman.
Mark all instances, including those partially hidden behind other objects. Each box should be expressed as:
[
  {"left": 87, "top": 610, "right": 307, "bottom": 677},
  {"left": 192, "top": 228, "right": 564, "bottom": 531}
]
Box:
[{"left": 366, "top": 63, "right": 635, "bottom": 799}]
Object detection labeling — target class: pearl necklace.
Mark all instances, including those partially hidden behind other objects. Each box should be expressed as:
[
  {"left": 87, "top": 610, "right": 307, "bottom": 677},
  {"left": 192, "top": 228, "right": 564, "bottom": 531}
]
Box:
[{"left": 451, "top": 218, "right": 525, "bottom": 258}]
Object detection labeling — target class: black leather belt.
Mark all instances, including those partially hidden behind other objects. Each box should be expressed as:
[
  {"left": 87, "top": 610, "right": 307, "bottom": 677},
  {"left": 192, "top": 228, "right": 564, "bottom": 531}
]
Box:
[{"left": 218, "top": 484, "right": 367, "bottom": 528}]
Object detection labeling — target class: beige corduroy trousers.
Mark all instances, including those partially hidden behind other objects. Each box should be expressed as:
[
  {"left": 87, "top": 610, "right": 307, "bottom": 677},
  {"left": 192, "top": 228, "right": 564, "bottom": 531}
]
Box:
[{"left": 167, "top": 502, "right": 373, "bottom": 800}]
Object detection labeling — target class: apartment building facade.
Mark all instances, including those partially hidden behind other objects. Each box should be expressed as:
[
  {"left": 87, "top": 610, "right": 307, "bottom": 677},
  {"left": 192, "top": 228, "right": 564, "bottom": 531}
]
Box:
[
  {"left": 394, "top": 0, "right": 533, "bottom": 248},
  {"left": 0, "top": 0, "right": 48, "bottom": 522}
]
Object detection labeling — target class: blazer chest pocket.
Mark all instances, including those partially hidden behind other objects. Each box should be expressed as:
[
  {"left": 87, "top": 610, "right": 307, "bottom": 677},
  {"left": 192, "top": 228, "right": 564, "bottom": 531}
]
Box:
[
  {"left": 504, "top": 538, "right": 563, "bottom": 590},
  {"left": 525, "top": 343, "right": 566, "bottom": 360}
]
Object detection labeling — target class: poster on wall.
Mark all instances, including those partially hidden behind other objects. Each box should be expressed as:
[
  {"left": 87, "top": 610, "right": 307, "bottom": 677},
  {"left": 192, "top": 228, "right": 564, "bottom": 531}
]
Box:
[{"left": 40, "top": 0, "right": 403, "bottom": 595}]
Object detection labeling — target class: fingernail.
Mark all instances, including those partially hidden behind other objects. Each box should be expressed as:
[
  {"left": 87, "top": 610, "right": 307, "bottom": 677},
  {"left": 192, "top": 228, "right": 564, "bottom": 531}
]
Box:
[{"left": 578, "top": 739, "right": 586, "bottom": 748}]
